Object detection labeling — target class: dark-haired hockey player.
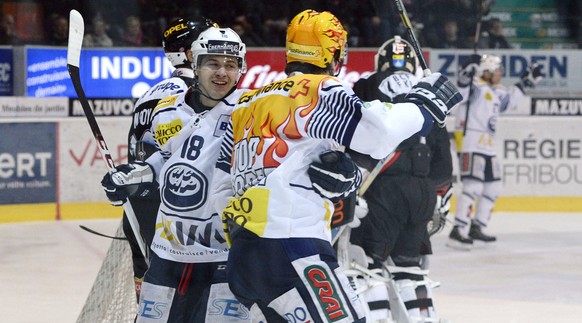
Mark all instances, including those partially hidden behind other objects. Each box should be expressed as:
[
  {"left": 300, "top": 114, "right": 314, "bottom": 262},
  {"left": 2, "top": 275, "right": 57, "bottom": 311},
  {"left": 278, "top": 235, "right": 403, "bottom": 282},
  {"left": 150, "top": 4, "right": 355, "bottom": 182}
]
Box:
[
  {"left": 105, "top": 26, "right": 250, "bottom": 322},
  {"left": 104, "top": 17, "right": 217, "bottom": 302}
]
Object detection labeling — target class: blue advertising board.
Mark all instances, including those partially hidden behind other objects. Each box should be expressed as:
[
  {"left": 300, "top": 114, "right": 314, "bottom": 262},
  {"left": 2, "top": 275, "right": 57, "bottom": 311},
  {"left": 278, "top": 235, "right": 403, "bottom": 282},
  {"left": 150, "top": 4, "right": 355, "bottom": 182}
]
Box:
[
  {"left": 0, "top": 47, "right": 13, "bottom": 96},
  {"left": 0, "top": 123, "right": 57, "bottom": 204},
  {"left": 25, "top": 47, "right": 173, "bottom": 98}
]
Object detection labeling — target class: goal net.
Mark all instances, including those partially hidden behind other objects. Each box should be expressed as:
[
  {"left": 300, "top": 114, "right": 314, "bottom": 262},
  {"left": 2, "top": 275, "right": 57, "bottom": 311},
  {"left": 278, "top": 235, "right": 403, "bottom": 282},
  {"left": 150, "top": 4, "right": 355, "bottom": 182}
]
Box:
[{"left": 76, "top": 220, "right": 138, "bottom": 322}]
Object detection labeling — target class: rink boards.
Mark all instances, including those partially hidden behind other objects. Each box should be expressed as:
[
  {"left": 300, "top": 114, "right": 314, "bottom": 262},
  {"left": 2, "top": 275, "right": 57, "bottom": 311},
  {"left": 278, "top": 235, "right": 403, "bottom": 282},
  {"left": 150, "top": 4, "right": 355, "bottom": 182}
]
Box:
[
  {"left": 1, "top": 47, "right": 580, "bottom": 222},
  {"left": 0, "top": 115, "right": 580, "bottom": 223}
]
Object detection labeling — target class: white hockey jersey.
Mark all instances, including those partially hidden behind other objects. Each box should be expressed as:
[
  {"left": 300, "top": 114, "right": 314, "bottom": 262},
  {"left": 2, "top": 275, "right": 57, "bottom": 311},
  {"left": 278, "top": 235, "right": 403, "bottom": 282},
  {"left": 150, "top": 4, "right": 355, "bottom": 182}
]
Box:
[
  {"left": 128, "top": 67, "right": 193, "bottom": 160},
  {"left": 147, "top": 89, "right": 244, "bottom": 263},
  {"left": 212, "top": 73, "right": 426, "bottom": 242},
  {"left": 453, "top": 79, "right": 524, "bottom": 156}
]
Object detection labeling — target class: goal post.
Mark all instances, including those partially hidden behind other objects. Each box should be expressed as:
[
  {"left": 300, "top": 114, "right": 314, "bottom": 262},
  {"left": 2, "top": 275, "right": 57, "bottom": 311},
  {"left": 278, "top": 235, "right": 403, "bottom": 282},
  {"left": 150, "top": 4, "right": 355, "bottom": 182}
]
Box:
[{"left": 76, "top": 221, "right": 137, "bottom": 323}]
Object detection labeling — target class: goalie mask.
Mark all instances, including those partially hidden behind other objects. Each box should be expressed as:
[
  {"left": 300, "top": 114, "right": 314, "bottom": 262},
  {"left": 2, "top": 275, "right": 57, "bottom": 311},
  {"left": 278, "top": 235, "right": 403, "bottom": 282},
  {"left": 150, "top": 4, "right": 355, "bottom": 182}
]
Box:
[
  {"left": 191, "top": 27, "right": 247, "bottom": 76},
  {"left": 162, "top": 17, "right": 217, "bottom": 67},
  {"left": 375, "top": 35, "right": 417, "bottom": 74},
  {"left": 479, "top": 54, "right": 503, "bottom": 76},
  {"left": 286, "top": 9, "right": 348, "bottom": 72}
]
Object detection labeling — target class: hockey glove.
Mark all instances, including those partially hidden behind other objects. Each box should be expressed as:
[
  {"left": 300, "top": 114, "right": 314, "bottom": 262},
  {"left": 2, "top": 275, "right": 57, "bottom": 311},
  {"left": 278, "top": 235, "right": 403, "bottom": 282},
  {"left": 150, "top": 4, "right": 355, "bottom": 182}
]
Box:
[
  {"left": 428, "top": 183, "right": 453, "bottom": 236},
  {"left": 308, "top": 150, "right": 362, "bottom": 202},
  {"left": 457, "top": 54, "right": 481, "bottom": 88},
  {"left": 331, "top": 193, "right": 368, "bottom": 228},
  {"left": 348, "top": 196, "right": 369, "bottom": 228},
  {"left": 405, "top": 72, "right": 463, "bottom": 128},
  {"left": 518, "top": 63, "right": 544, "bottom": 90},
  {"left": 101, "top": 161, "right": 157, "bottom": 206}
]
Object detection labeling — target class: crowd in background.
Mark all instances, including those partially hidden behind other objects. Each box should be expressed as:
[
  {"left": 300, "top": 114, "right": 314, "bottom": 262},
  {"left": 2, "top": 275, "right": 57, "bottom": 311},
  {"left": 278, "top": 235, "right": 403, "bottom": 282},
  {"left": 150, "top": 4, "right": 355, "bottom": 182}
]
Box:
[{"left": 1, "top": 0, "right": 581, "bottom": 49}]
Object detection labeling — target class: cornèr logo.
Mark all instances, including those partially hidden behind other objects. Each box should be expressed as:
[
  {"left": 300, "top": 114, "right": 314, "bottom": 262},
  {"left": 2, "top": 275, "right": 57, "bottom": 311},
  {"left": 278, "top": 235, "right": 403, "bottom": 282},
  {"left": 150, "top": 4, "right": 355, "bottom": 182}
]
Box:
[
  {"left": 304, "top": 265, "right": 347, "bottom": 321},
  {"left": 208, "top": 41, "right": 240, "bottom": 55}
]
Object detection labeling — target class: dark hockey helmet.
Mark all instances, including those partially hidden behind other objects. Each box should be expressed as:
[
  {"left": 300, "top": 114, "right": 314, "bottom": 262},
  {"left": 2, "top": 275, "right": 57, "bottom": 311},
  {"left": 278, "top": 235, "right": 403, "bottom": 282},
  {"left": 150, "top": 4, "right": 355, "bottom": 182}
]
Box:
[
  {"left": 374, "top": 35, "right": 417, "bottom": 74},
  {"left": 162, "top": 17, "right": 218, "bottom": 67}
]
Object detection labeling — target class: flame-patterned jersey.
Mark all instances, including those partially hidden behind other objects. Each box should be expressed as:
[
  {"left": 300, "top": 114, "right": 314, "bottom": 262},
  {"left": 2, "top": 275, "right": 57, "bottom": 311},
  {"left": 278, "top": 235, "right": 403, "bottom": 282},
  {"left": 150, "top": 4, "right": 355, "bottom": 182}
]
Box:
[{"left": 213, "top": 73, "right": 426, "bottom": 241}]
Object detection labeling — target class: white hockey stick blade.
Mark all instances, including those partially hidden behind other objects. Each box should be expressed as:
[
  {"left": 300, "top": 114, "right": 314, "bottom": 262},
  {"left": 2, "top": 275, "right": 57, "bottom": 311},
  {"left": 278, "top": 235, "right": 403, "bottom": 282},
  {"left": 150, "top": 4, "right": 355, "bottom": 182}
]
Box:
[{"left": 67, "top": 10, "right": 84, "bottom": 68}]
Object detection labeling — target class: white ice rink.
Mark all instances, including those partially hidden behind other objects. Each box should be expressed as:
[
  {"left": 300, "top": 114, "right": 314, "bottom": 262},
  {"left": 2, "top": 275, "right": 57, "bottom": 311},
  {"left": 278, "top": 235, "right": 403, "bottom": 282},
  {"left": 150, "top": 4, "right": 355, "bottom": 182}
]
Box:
[{"left": 1, "top": 212, "right": 582, "bottom": 323}]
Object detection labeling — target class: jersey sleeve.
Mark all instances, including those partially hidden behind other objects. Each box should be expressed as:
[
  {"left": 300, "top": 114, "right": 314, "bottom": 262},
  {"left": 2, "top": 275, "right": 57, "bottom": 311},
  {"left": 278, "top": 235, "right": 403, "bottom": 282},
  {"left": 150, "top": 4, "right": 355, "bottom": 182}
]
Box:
[
  {"left": 212, "top": 120, "right": 235, "bottom": 215},
  {"left": 495, "top": 84, "right": 525, "bottom": 114},
  {"left": 377, "top": 72, "right": 419, "bottom": 102},
  {"left": 307, "top": 78, "right": 425, "bottom": 160}
]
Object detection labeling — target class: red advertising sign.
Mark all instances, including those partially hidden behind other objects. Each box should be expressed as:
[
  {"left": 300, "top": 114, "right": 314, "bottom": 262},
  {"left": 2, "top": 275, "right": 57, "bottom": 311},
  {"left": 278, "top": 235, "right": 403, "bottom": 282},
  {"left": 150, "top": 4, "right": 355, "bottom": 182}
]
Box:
[{"left": 240, "top": 49, "right": 378, "bottom": 89}]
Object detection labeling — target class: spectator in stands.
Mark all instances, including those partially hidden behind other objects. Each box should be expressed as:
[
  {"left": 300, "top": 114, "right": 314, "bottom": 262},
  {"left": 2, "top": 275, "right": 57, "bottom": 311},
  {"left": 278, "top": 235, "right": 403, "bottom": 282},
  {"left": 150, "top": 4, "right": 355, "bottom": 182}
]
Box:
[
  {"left": 261, "top": 13, "right": 289, "bottom": 46},
  {"left": 84, "top": 18, "right": 113, "bottom": 47},
  {"left": 481, "top": 17, "right": 511, "bottom": 49},
  {"left": 46, "top": 14, "right": 68, "bottom": 46},
  {"left": 0, "top": 13, "right": 20, "bottom": 45},
  {"left": 231, "top": 16, "right": 267, "bottom": 47},
  {"left": 426, "top": 19, "right": 471, "bottom": 49},
  {"left": 117, "top": 15, "right": 154, "bottom": 47}
]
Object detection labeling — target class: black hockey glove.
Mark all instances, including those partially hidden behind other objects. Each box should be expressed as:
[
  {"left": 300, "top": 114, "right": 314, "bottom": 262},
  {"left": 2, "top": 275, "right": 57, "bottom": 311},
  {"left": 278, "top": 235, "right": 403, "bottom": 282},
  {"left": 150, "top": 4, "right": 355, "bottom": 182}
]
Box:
[
  {"left": 517, "top": 63, "right": 544, "bottom": 90},
  {"left": 101, "top": 161, "right": 157, "bottom": 206},
  {"left": 457, "top": 54, "right": 482, "bottom": 88},
  {"left": 308, "top": 151, "right": 362, "bottom": 202},
  {"left": 330, "top": 194, "right": 368, "bottom": 229},
  {"left": 405, "top": 72, "right": 463, "bottom": 128}
]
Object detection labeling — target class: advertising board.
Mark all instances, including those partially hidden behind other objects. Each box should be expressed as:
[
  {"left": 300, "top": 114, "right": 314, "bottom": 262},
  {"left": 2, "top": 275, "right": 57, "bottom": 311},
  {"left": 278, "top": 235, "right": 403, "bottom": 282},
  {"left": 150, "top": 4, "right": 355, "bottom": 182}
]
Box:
[
  {"left": 0, "top": 47, "right": 13, "bottom": 96},
  {"left": 0, "top": 122, "right": 57, "bottom": 205}
]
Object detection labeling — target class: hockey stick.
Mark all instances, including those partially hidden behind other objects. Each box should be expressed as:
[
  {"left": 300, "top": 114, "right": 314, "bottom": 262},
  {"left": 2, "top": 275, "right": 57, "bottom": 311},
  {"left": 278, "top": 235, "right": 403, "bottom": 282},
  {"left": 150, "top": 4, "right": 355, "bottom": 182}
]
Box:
[
  {"left": 331, "top": 150, "right": 396, "bottom": 247},
  {"left": 463, "top": 0, "right": 484, "bottom": 137},
  {"left": 79, "top": 225, "right": 128, "bottom": 240},
  {"left": 355, "top": 0, "right": 432, "bottom": 198},
  {"left": 393, "top": 0, "right": 430, "bottom": 77},
  {"left": 67, "top": 9, "right": 148, "bottom": 262}
]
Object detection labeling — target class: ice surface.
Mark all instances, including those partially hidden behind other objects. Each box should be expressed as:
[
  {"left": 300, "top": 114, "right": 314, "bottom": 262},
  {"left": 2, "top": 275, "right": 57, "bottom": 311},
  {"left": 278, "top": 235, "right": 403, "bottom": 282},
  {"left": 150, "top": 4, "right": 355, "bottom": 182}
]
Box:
[{"left": 1, "top": 212, "right": 581, "bottom": 322}]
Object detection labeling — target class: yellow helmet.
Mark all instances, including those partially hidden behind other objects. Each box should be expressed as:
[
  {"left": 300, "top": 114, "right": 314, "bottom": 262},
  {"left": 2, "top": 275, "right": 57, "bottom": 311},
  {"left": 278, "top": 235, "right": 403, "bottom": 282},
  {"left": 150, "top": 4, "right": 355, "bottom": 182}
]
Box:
[{"left": 286, "top": 9, "right": 348, "bottom": 69}]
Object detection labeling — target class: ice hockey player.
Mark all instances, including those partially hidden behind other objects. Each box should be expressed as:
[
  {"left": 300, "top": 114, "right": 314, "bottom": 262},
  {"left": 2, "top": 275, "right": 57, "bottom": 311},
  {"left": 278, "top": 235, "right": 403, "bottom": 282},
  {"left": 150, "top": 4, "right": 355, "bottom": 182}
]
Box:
[
  {"left": 102, "top": 21, "right": 366, "bottom": 321},
  {"left": 448, "top": 53, "right": 544, "bottom": 250},
  {"left": 211, "top": 9, "right": 462, "bottom": 323},
  {"left": 102, "top": 25, "right": 251, "bottom": 322},
  {"left": 102, "top": 17, "right": 217, "bottom": 302},
  {"left": 348, "top": 35, "right": 454, "bottom": 322}
]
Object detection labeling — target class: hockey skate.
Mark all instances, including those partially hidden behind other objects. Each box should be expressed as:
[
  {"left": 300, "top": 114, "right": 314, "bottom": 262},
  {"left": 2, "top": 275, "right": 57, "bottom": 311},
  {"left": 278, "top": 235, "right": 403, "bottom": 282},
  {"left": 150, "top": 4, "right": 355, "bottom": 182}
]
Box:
[
  {"left": 469, "top": 223, "right": 497, "bottom": 242},
  {"left": 446, "top": 226, "right": 473, "bottom": 250}
]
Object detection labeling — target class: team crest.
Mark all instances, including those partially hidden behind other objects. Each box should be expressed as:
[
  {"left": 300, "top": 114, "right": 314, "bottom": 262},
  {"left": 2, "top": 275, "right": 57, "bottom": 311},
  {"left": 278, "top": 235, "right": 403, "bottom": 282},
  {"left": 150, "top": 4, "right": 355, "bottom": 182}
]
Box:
[{"left": 162, "top": 162, "right": 208, "bottom": 212}]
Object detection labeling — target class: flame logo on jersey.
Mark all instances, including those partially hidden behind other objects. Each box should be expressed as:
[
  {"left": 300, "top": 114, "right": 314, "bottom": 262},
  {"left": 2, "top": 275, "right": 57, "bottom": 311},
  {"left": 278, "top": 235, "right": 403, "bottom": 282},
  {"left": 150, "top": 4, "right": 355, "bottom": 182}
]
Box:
[
  {"left": 237, "top": 95, "right": 318, "bottom": 169},
  {"left": 231, "top": 75, "right": 325, "bottom": 191}
]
